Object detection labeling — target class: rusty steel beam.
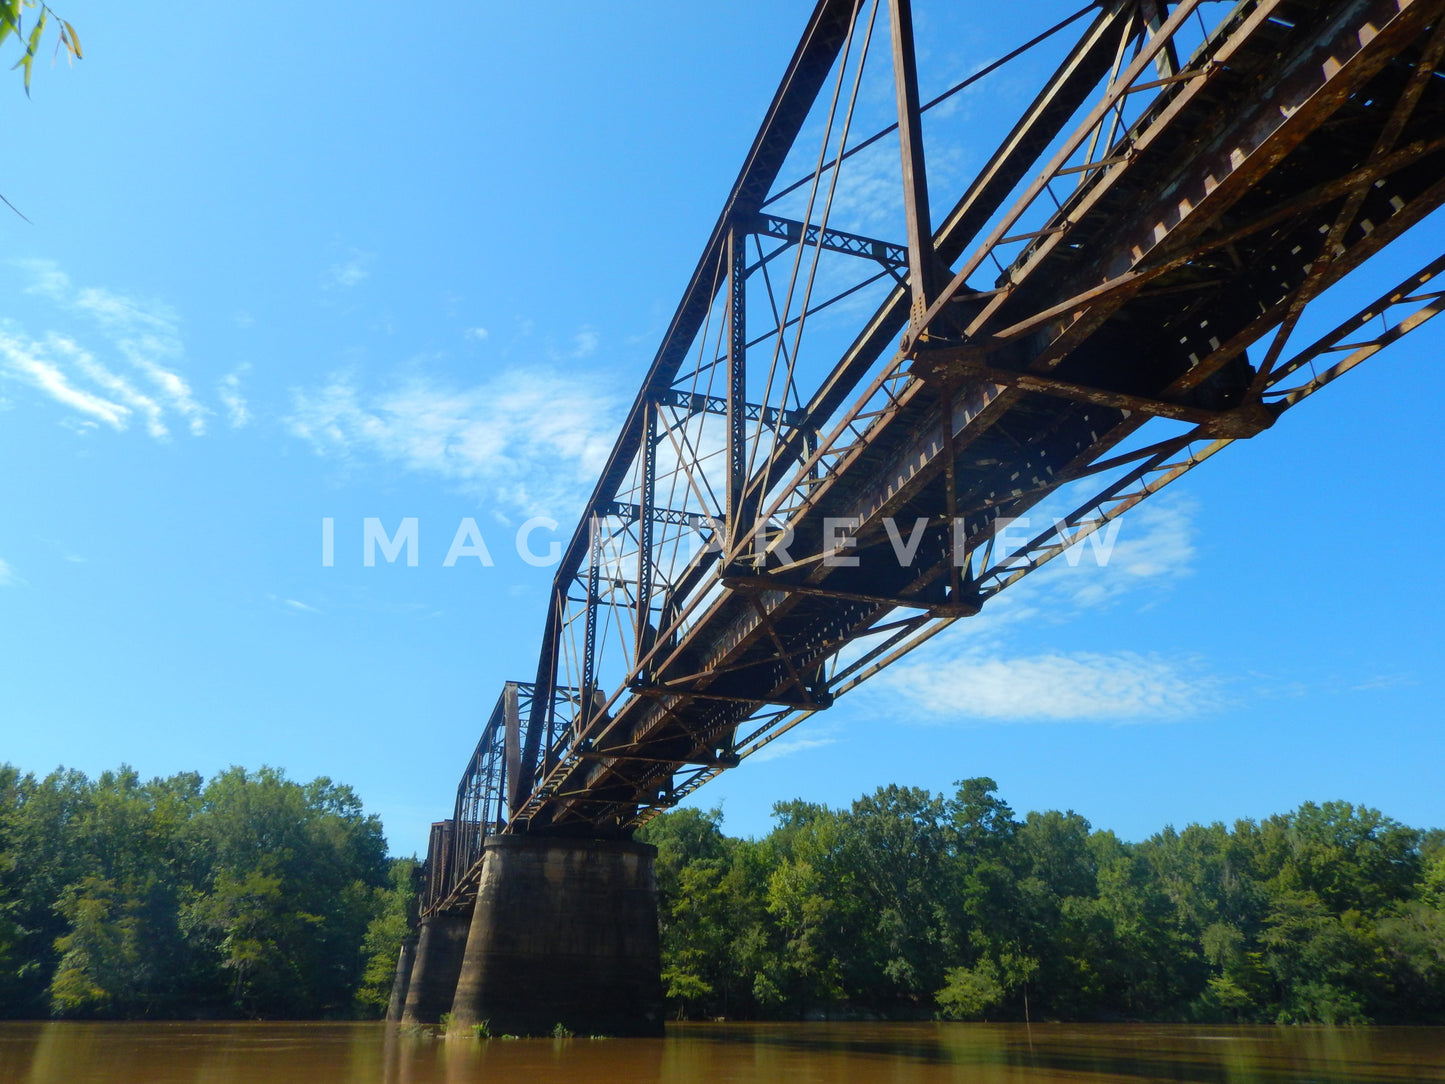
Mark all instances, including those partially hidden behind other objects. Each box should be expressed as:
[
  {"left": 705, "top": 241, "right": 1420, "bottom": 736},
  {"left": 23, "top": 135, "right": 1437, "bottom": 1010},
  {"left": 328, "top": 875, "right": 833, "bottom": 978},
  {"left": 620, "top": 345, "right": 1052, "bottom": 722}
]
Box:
[
  {"left": 420, "top": 0, "right": 1445, "bottom": 896},
  {"left": 516, "top": 0, "right": 863, "bottom": 811}
]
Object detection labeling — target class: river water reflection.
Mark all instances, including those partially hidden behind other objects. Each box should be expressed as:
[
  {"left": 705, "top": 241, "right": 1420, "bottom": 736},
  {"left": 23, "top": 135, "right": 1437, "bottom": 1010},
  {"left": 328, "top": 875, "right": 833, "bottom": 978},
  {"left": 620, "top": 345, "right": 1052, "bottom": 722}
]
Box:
[{"left": 1, "top": 1020, "right": 1442, "bottom": 1083}]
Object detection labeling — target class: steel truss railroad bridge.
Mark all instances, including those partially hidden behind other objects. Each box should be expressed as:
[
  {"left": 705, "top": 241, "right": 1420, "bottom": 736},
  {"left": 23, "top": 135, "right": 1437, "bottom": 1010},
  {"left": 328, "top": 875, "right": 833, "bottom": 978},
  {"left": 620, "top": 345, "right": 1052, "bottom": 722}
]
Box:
[{"left": 395, "top": 0, "right": 1445, "bottom": 1035}]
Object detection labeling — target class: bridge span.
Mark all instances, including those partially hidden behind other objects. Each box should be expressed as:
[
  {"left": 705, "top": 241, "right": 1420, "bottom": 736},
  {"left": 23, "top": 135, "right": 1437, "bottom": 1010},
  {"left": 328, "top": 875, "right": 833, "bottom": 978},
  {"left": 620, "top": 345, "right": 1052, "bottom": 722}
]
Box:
[{"left": 390, "top": 0, "right": 1445, "bottom": 1034}]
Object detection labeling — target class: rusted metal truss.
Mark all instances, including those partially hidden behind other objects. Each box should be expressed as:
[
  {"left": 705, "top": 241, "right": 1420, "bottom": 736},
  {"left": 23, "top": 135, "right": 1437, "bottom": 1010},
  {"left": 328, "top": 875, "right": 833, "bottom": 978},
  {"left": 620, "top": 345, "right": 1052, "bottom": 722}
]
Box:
[
  {"left": 421, "top": 681, "right": 568, "bottom": 912},
  {"left": 422, "top": 0, "right": 1445, "bottom": 916}
]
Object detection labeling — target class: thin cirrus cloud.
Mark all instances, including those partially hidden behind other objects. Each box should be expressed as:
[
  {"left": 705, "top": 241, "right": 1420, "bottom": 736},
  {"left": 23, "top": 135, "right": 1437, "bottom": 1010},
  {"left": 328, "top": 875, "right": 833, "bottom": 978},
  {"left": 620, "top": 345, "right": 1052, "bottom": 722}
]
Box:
[
  {"left": 1045, "top": 495, "right": 1198, "bottom": 612},
  {"left": 0, "top": 331, "right": 131, "bottom": 432},
  {"left": 568, "top": 327, "right": 599, "bottom": 359},
  {"left": 751, "top": 733, "right": 840, "bottom": 764},
  {"left": 955, "top": 493, "right": 1201, "bottom": 635},
  {"left": 286, "top": 367, "right": 620, "bottom": 517},
  {"left": 876, "top": 650, "right": 1217, "bottom": 724},
  {"left": 324, "top": 252, "right": 373, "bottom": 290},
  {"left": 1, "top": 260, "right": 208, "bottom": 438},
  {"left": 218, "top": 366, "right": 252, "bottom": 429},
  {"left": 867, "top": 495, "right": 1218, "bottom": 725}
]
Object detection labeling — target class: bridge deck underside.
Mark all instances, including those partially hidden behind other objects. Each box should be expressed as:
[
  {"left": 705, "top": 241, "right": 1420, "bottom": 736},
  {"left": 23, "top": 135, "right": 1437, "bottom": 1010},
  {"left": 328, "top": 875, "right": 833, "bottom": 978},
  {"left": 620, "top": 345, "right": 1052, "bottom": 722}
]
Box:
[
  {"left": 423, "top": 0, "right": 1445, "bottom": 914},
  {"left": 526, "top": 0, "right": 1445, "bottom": 828}
]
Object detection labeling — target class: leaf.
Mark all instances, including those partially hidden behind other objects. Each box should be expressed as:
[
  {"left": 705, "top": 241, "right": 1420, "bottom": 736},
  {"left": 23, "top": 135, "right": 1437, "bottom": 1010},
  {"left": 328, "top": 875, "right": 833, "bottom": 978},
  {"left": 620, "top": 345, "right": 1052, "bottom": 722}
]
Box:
[
  {"left": 25, "top": 7, "right": 44, "bottom": 53},
  {"left": 20, "top": 6, "right": 42, "bottom": 93},
  {"left": 0, "top": 3, "right": 17, "bottom": 51},
  {"left": 61, "top": 18, "right": 78, "bottom": 58},
  {"left": 12, "top": 49, "right": 32, "bottom": 98}
]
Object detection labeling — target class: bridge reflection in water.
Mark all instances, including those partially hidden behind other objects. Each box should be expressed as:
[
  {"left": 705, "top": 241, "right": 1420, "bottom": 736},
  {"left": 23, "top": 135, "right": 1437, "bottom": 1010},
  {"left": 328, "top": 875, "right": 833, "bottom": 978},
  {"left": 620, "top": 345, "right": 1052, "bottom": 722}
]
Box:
[{"left": 397, "top": 0, "right": 1445, "bottom": 1035}]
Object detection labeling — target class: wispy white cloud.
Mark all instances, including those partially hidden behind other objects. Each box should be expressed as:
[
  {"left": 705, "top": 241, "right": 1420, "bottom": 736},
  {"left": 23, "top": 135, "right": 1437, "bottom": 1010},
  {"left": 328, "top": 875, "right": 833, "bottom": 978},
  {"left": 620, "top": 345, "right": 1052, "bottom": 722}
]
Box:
[
  {"left": 0, "top": 330, "right": 131, "bottom": 429},
  {"left": 464, "top": 327, "right": 489, "bottom": 342},
  {"left": 286, "top": 367, "right": 620, "bottom": 516},
  {"left": 73, "top": 285, "right": 177, "bottom": 334},
  {"left": 820, "top": 140, "right": 906, "bottom": 237},
  {"left": 751, "top": 733, "right": 839, "bottom": 763},
  {"left": 913, "top": 494, "right": 1199, "bottom": 653},
  {"left": 284, "top": 598, "right": 321, "bottom": 614},
  {"left": 509, "top": 321, "right": 603, "bottom": 364},
  {"left": 569, "top": 327, "right": 599, "bottom": 359},
  {"left": 859, "top": 494, "right": 1214, "bottom": 726},
  {"left": 219, "top": 365, "right": 251, "bottom": 429},
  {"left": 1049, "top": 496, "right": 1197, "bottom": 611},
  {"left": 1348, "top": 673, "right": 1414, "bottom": 693},
  {"left": 876, "top": 649, "right": 1216, "bottom": 724},
  {"left": 20, "top": 259, "right": 71, "bottom": 300},
  {"left": 3, "top": 261, "right": 207, "bottom": 438},
  {"left": 80, "top": 289, "right": 206, "bottom": 435},
  {"left": 325, "top": 252, "right": 372, "bottom": 289},
  {"left": 51, "top": 333, "right": 168, "bottom": 437},
  {"left": 0, "top": 555, "right": 16, "bottom": 587}
]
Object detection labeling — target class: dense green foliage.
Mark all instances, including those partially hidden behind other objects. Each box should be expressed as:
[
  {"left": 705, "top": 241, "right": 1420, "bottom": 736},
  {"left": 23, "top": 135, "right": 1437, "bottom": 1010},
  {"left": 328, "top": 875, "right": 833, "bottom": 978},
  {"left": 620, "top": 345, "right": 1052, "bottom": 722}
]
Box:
[
  {"left": 4, "top": 763, "right": 1437, "bottom": 1024},
  {"left": 638, "top": 780, "right": 1445, "bottom": 1024},
  {"left": 0, "top": 764, "right": 414, "bottom": 1019}
]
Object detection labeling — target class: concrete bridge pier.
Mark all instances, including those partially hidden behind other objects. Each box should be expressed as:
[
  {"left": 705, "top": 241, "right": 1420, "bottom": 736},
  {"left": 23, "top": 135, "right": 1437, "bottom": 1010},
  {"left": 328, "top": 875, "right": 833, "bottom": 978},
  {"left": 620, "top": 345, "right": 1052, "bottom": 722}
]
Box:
[
  {"left": 447, "top": 835, "right": 663, "bottom": 1037},
  {"left": 399, "top": 913, "right": 470, "bottom": 1025},
  {"left": 384, "top": 936, "right": 417, "bottom": 1022}
]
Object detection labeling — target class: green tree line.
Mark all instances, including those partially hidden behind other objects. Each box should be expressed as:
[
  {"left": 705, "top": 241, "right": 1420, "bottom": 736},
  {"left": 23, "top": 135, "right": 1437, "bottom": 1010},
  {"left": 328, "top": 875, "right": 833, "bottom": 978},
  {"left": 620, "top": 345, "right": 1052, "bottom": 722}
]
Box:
[
  {"left": 0, "top": 764, "right": 415, "bottom": 1019},
  {"left": 5, "top": 765, "right": 1439, "bottom": 1024},
  {"left": 637, "top": 780, "right": 1445, "bottom": 1024}
]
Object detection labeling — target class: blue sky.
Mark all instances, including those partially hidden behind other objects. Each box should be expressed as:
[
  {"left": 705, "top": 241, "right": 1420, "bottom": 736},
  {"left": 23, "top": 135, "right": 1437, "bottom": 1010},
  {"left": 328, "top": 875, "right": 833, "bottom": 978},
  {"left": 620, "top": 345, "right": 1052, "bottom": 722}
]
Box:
[{"left": 1, "top": 1, "right": 1441, "bottom": 857}]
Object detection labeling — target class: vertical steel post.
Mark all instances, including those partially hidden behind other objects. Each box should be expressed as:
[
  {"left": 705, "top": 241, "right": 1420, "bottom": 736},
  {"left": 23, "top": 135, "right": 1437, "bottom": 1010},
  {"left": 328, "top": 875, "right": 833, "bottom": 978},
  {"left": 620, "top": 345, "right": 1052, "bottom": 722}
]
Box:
[
  {"left": 636, "top": 403, "right": 657, "bottom": 670},
  {"left": 485, "top": 725, "right": 500, "bottom": 831},
  {"left": 581, "top": 516, "right": 601, "bottom": 732},
  {"left": 890, "top": 0, "right": 963, "bottom": 597},
  {"left": 503, "top": 681, "right": 522, "bottom": 819},
  {"left": 520, "top": 603, "right": 559, "bottom": 812},
  {"left": 1138, "top": 0, "right": 1179, "bottom": 79},
  {"left": 726, "top": 228, "right": 748, "bottom": 546},
  {"left": 533, "top": 680, "right": 554, "bottom": 775},
  {"left": 888, "top": 0, "right": 942, "bottom": 326}
]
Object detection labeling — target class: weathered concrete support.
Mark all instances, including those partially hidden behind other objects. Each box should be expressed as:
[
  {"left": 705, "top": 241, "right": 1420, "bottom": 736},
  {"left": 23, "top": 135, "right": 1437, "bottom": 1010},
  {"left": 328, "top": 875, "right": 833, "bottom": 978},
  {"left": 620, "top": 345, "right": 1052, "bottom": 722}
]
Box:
[
  {"left": 384, "top": 936, "right": 417, "bottom": 1022},
  {"left": 448, "top": 835, "right": 663, "bottom": 1037},
  {"left": 399, "top": 913, "right": 469, "bottom": 1025}
]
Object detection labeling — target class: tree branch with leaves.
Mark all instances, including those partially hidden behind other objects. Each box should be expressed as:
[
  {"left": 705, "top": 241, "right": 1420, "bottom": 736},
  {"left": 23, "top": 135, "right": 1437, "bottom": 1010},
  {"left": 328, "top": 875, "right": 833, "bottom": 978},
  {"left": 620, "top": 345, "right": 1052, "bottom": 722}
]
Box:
[{"left": 1, "top": 0, "right": 80, "bottom": 97}]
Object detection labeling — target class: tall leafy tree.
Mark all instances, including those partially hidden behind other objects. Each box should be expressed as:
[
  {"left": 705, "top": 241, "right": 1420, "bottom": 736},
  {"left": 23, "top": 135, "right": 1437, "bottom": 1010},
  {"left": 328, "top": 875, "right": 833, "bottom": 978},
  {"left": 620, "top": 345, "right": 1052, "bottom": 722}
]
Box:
[
  {"left": 0, "top": 763, "right": 391, "bottom": 1019},
  {"left": 642, "top": 783, "right": 1444, "bottom": 1025}
]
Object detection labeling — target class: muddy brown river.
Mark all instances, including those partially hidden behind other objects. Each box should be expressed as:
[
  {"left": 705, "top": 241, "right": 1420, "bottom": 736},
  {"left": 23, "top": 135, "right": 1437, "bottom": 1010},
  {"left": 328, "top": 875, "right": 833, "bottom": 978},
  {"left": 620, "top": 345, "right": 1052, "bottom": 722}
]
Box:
[{"left": 2, "top": 1020, "right": 1442, "bottom": 1083}]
